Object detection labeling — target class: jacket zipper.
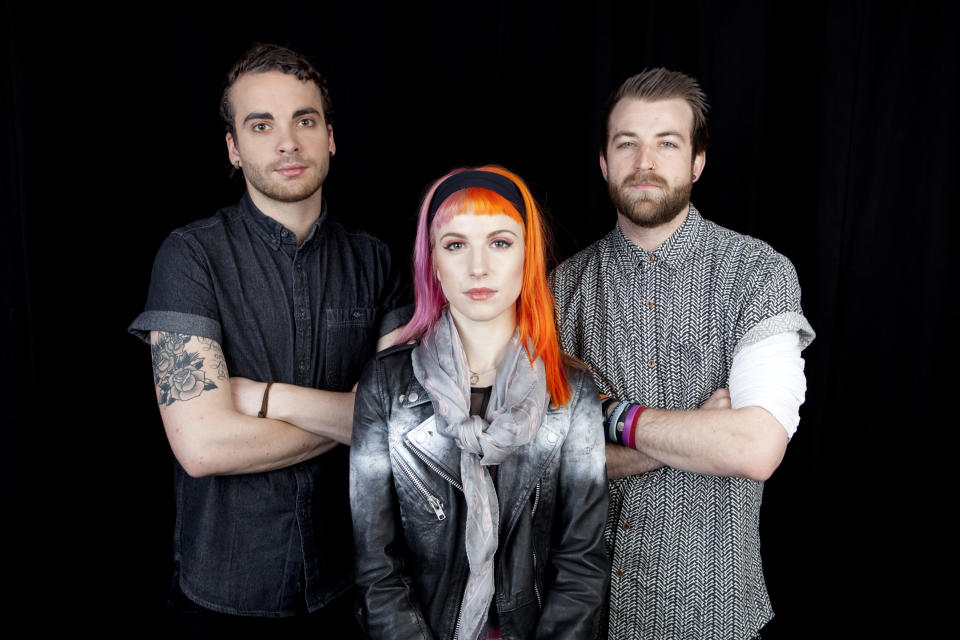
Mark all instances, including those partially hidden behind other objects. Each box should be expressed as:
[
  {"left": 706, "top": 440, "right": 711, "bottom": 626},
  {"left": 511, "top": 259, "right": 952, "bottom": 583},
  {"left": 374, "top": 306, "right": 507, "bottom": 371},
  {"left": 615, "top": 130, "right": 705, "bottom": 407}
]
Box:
[
  {"left": 530, "top": 479, "right": 542, "bottom": 610},
  {"left": 393, "top": 452, "right": 446, "bottom": 520},
  {"left": 453, "top": 601, "right": 464, "bottom": 640},
  {"left": 403, "top": 441, "right": 468, "bottom": 638},
  {"left": 404, "top": 441, "right": 464, "bottom": 492}
]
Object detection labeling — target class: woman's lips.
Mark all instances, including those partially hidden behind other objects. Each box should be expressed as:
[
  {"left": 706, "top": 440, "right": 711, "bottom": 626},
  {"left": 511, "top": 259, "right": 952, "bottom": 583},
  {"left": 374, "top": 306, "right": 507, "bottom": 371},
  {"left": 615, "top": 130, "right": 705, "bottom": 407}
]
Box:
[{"left": 465, "top": 288, "right": 496, "bottom": 301}]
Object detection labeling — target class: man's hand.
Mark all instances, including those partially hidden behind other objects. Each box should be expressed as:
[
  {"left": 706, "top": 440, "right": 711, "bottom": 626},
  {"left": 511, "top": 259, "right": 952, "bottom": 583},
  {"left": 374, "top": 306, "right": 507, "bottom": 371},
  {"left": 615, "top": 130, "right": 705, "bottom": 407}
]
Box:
[
  {"left": 231, "top": 377, "right": 269, "bottom": 417},
  {"left": 701, "top": 388, "right": 731, "bottom": 410}
]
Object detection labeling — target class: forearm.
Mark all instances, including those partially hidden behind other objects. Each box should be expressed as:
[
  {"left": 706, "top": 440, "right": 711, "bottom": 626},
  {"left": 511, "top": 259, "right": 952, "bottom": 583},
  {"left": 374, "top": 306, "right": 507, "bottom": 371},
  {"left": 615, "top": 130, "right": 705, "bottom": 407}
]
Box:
[
  {"left": 263, "top": 383, "right": 355, "bottom": 444},
  {"left": 161, "top": 402, "right": 337, "bottom": 477},
  {"left": 150, "top": 330, "right": 335, "bottom": 477},
  {"left": 633, "top": 406, "right": 788, "bottom": 481},
  {"left": 604, "top": 442, "right": 664, "bottom": 479}
]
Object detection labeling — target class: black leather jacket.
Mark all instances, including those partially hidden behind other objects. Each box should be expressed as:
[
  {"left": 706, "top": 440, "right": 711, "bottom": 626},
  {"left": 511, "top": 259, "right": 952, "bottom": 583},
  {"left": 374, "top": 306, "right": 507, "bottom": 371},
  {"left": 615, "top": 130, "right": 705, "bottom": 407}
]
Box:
[{"left": 350, "top": 342, "right": 609, "bottom": 640}]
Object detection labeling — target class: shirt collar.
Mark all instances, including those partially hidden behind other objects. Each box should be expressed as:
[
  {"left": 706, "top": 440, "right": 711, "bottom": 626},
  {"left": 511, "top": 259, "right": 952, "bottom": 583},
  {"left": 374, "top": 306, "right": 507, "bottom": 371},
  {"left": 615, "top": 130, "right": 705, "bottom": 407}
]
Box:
[
  {"left": 608, "top": 203, "right": 704, "bottom": 273},
  {"left": 239, "top": 191, "right": 329, "bottom": 252}
]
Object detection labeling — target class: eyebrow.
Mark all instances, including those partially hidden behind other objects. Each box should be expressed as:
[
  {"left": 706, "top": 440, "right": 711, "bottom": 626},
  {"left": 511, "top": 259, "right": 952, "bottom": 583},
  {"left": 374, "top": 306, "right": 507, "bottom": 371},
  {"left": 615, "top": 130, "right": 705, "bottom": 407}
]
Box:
[
  {"left": 439, "top": 229, "right": 520, "bottom": 241},
  {"left": 243, "top": 111, "right": 273, "bottom": 124},
  {"left": 242, "top": 107, "right": 322, "bottom": 124},
  {"left": 655, "top": 130, "right": 686, "bottom": 139},
  {"left": 292, "top": 107, "right": 321, "bottom": 119},
  {"left": 613, "top": 130, "right": 687, "bottom": 140}
]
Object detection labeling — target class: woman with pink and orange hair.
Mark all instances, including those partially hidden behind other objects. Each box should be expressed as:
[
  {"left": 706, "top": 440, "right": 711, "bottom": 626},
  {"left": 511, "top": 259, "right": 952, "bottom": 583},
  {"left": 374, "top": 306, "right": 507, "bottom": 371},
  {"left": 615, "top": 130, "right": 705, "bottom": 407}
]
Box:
[{"left": 350, "top": 166, "right": 608, "bottom": 640}]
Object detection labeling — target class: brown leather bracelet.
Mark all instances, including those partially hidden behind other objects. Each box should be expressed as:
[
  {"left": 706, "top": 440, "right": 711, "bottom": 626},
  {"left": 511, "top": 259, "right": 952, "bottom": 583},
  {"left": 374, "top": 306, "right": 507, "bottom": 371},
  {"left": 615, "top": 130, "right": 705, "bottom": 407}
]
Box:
[{"left": 257, "top": 381, "right": 275, "bottom": 418}]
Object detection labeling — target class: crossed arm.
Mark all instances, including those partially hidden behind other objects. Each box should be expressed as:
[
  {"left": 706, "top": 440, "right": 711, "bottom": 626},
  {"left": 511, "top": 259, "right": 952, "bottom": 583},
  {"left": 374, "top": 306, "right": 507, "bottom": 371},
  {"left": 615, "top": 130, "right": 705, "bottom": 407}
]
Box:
[
  {"left": 604, "top": 389, "right": 789, "bottom": 482},
  {"left": 603, "top": 327, "right": 807, "bottom": 483},
  {"left": 150, "top": 327, "right": 403, "bottom": 478}
]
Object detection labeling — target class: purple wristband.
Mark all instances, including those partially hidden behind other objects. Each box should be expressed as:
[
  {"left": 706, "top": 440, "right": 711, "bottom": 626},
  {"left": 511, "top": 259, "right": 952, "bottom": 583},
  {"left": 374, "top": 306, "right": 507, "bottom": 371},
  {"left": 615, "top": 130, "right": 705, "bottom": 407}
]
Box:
[{"left": 621, "top": 405, "right": 641, "bottom": 448}]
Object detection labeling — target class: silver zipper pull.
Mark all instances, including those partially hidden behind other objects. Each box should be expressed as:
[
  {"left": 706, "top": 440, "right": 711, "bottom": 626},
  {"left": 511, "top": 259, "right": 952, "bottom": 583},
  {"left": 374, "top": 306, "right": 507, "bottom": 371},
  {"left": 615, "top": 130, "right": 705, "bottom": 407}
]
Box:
[{"left": 428, "top": 495, "right": 446, "bottom": 520}]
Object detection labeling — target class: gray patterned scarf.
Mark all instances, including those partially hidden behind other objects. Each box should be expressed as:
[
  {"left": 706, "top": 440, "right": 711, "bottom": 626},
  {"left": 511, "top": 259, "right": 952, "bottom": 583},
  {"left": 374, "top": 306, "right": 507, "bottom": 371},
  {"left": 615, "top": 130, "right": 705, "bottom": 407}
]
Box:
[{"left": 412, "top": 310, "right": 547, "bottom": 640}]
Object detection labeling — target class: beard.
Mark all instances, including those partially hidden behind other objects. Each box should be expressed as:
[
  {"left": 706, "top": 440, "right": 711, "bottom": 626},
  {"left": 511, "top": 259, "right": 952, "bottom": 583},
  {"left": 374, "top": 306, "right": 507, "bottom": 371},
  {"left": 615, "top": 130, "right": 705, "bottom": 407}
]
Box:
[
  {"left": 242, "top": 156, "right": 328, "bottom": 203},
  {"left": 608, "top": 171, "right": 693, "bottom": 228}
]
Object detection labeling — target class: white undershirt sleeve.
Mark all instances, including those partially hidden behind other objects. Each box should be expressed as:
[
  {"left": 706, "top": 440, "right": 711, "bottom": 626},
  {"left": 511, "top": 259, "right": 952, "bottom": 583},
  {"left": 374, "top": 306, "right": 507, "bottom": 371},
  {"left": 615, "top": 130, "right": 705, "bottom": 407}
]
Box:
[{"left": 728, "top": 331, "right": 808, "bottom": 439}]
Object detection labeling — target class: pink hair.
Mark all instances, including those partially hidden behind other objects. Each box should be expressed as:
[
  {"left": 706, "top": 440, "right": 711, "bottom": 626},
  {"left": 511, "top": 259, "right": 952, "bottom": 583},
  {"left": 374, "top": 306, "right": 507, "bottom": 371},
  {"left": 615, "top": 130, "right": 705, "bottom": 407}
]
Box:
[{"left": 396, "top": 166, "right": 571, "bottom": 406}]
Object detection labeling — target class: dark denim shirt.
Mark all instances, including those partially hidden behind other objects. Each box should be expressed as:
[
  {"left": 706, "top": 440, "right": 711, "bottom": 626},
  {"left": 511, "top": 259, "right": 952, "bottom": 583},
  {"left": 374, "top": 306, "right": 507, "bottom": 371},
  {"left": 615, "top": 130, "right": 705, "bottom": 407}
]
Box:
[{"left": 129, "top": 193, "right": 410, "bottom": 616}]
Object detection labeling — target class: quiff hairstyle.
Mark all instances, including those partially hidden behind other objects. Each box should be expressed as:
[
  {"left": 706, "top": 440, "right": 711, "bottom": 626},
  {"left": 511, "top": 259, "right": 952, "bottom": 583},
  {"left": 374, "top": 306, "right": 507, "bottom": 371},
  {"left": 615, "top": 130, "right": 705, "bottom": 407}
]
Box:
[
  {"left": 602, "top": 68, "right": 710, "bottom": 158},
  {"left": 220, "top": 43, "right": 333, "bottom": 141}
]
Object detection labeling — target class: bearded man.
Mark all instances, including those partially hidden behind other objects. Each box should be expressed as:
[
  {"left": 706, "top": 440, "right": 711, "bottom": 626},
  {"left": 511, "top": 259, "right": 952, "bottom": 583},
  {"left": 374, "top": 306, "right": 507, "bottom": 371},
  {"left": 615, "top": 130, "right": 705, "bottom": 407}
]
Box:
[
  {"left": 551, "top": 69, "right": 815, "bottom": 640},
  {"left": 128, "top": 44, "right": 408, "bottom": 635}
]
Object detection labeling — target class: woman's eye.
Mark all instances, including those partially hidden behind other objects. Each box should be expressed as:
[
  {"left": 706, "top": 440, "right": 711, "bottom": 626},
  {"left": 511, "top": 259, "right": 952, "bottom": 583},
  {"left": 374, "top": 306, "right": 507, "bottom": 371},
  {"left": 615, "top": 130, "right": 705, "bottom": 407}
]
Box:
[
  {"left": 443, "top": 241, "right": 464, "bottom": 251},
  {"left": 491, "top": 239, "right": 513, "bottom": 249}
]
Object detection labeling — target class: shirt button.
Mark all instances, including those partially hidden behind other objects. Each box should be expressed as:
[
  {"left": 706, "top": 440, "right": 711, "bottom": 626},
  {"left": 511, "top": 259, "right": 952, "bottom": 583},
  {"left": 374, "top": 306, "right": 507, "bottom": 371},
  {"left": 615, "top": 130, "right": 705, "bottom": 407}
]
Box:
[
  {"left": 408, "top": 392, "right": 419, "bottom": 402},
  {"left": 647, "top": 359, "right": 656, "bottom": 368},
  {"left": 398, "top": 394, "right": 406, "bottom": 403},
  {"left": 645, "top": 299, "right": 654, "bottom": 308},
  {"left": 647, "top": 254, "right": 656, "bottom": 263},
  {"left": 614, "top": 570, "right": 625, "bottom": 578},
  {"left": 621, "top": 522, "right": 631, "bottom": 531},
  {"left": 353, "top": 310, "right": 362, "bottom": 319}
]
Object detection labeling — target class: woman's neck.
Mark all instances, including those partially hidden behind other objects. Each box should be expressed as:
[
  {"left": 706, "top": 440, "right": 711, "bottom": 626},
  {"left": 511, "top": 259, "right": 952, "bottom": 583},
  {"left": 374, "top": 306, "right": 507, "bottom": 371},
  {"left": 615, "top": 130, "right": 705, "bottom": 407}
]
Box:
[{"left": 449, "top": 309, "right": 516, "bottom": 386}]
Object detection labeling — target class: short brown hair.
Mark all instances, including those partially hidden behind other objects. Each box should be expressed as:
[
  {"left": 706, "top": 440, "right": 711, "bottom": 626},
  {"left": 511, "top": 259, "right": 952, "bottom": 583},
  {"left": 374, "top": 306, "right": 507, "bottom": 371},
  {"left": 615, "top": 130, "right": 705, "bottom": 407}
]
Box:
[
  {"left": 220, "top": 43, "right": 333, "bottom": 140},
  {"left": 602, "top": 68, "right": 709, "bottom": 158}
]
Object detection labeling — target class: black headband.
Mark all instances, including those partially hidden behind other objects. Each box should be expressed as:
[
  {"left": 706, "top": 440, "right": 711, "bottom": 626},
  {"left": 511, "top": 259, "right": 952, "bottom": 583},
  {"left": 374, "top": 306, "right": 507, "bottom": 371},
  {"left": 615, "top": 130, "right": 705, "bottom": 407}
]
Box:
[{"left": 427, "top": 170, "right": 526, "bottom": 227}]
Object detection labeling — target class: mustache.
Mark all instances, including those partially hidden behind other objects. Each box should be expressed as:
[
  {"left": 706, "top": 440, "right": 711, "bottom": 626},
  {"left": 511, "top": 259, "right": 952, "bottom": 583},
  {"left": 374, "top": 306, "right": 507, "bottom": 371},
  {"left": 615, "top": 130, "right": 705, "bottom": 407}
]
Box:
[{"left": 621, "top": 171, "right": 668, "bottom": 189}]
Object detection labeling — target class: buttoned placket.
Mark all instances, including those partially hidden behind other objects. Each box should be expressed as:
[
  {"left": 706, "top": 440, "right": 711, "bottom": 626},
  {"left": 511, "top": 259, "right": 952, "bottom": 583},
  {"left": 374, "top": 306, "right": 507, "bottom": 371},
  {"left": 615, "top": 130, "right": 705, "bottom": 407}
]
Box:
[
  {"left": 609, "top": 236, "right": 678, "bottom": 588},
  {"left": 278, "top": 227, "right": 319, "bottom": 607},
  {"left": 280, "top": 229, "right": 312, "bottom": 389},
  {"left": 293, "top": 256, "right": 310, "bottom": 387},
  {"left": 633, "top": 247, "right": 666, "bottom": 405}
]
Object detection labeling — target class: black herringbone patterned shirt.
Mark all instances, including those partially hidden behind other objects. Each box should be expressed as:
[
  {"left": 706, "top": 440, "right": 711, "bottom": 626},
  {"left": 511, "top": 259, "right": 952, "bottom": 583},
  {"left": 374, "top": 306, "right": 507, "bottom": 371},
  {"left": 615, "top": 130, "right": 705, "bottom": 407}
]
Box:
[{"left": 551, "top": 205, "right": 813, "bottom": 640}]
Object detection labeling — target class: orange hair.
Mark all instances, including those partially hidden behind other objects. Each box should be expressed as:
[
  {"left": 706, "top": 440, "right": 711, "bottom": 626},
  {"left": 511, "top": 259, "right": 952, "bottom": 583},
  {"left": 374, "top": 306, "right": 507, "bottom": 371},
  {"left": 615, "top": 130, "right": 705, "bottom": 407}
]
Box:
[{"left": 399, "top": 165, "right": 571, "bottom": 406}]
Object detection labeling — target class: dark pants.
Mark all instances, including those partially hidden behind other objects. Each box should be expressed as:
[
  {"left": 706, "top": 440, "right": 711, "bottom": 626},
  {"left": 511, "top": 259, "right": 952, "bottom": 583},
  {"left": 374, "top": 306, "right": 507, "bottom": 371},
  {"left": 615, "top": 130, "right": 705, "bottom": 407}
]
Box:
[{"left": 166, "top": 580, "right": 364, "bottom": 638}]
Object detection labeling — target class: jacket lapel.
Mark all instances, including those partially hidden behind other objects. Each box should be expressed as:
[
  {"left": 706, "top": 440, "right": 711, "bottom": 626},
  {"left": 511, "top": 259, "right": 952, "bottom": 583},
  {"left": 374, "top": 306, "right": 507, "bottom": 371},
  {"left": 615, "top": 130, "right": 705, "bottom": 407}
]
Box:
[{"left": 400, "top": 376, "right": 463, "bottom": 487}]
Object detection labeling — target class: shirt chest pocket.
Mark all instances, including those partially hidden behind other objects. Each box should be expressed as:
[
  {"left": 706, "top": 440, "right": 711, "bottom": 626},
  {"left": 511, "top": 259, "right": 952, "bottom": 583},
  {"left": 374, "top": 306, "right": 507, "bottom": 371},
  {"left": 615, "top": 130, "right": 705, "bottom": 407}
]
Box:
[
  {"left": 324, "top": 307, "right": 377, "bottom": 390},
  {"left": 665, "top": 331, "right": 727, "bottom": 407}
]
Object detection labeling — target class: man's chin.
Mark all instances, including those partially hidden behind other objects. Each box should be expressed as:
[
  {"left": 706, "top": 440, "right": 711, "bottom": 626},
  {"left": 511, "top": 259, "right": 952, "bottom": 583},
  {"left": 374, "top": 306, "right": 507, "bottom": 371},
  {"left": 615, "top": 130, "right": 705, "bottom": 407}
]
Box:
[
  {"left": 259, "top": 181, "right": 324, "bottom": 204},
  {"left": 273, "top": 190, "right": 321, "bottom": 204},
  {"left": 620, "top": 203, "right": 685, "bottom": 229}
]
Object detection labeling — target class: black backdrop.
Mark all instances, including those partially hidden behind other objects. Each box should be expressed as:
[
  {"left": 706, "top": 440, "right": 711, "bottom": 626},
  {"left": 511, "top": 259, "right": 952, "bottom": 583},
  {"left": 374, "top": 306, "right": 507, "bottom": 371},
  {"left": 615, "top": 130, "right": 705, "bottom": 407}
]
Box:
[{"left": 4, "top": 1, "right": 955, "bottom": 636}]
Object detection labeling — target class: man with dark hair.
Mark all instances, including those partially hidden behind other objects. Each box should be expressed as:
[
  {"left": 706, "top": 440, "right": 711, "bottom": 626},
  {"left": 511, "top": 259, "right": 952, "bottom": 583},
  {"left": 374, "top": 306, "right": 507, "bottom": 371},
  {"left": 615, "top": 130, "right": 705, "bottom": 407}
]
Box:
[
  {"left": 129, "top": 43, "right": 408, "bottom": 634},
  {"left": 552, "top": 68, "right": 815, "bottom": 639}
]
